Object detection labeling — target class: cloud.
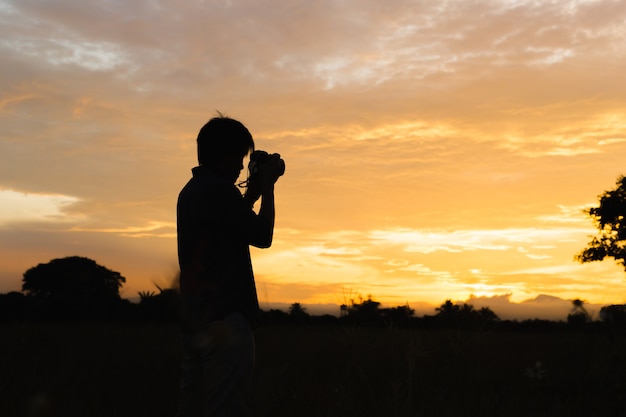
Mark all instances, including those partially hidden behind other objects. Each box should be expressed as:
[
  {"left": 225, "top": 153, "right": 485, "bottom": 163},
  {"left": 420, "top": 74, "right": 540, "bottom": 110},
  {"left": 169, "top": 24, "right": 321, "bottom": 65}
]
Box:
[
  {"left": 0, "top": 188, "right": 80, "bottom": 225},
  {"left": 368, "top": 226, "right": 588, "bottom": 255},
  {"left": 70, "top": 221, "right": 176, "bottom": 239},
  {"left": 2, "top": 37, "right": 127, "bottom": 71}
]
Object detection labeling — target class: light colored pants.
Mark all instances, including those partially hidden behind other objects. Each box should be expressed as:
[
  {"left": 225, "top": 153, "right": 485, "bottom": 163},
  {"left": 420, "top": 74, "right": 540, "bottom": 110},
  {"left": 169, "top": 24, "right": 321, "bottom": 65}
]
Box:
[{"left": 177, "top": 313, "right": 255, "bottom": 417}]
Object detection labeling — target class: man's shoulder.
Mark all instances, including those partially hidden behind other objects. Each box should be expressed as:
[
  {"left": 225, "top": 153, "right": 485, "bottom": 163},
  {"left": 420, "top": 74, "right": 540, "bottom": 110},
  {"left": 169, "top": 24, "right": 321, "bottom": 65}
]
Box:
[{"left": 178, "top": 171, "right": 241, "bottom": 203}]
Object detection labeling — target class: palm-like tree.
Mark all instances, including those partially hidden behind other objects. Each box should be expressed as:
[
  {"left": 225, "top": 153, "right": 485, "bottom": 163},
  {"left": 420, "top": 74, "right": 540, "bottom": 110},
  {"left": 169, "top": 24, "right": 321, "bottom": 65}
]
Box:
[
  {"left": 571, "top": 299, "right": 591, "bottom": 320},
  {"left": 288, "top": 302, "right": 307, "bottom": 316},
  {"left": 568, "top": 298, "right": 591, "bottom": 324}
]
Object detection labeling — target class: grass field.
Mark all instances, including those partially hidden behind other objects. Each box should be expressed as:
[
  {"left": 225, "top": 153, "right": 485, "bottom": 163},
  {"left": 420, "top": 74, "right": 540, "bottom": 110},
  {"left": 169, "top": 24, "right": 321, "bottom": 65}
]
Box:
[{"left": 1, "top": 322, "right": 625, "bottom": 417}]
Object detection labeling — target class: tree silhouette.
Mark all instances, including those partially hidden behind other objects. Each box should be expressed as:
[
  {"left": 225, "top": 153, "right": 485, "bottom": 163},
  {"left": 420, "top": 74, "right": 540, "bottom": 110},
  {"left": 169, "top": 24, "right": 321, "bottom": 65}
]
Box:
[
  {"left": 21, "top": 256, "right": 126, "bottom": 319},
  {"left": 288, "top": 302, "right": 310, "bottom": 324},
  {"left": 382, "top": 303, "right": 415, "bottom": 328},
  {"left": 288, "top": 302, "right": 304, "bottom": 315},
  {"left": 567, "top": 299, "right": 591, "bottom": 328},
  {"left": 597, "top": 304, "right": 626, "bottom": 342},
  {"left": 343, "top": 295, "right": 383, "bottom": 326},
  {"left": 599, "top": 304, "right": 626, "bottom": 327},
  {"left": 476, "top": 306, "right": 499, "bottom": 324},
  {"left": 577, "top": 175, "right": 626, "bottom": 272},
  {"left": 138, "top": 290, "right": 157, "bottom": 300},
  {"left": 571, "top": 298, "right": 591, "bottom": 320},
  {"left": 434, "top": 299, "right": 499, "bottom": 328},
  {"left": 138, "top": 284, "right": 180, "bottom": 322},
  {"left": 435, "top": 299, "right": 461, "bottom": 318},
  {"left": 0, "top": 291, "right": 30, "bottom": 321},
  {"left": 23, "top": 256, "right": 125, "bottom": 300}
]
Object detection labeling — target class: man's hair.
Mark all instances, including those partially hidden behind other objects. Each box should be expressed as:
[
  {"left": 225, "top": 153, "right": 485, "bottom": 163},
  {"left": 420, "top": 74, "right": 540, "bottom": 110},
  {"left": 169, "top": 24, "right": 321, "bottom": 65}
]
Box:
[{"left": 197, "top": 114, "right": 255, "bottom": 166}]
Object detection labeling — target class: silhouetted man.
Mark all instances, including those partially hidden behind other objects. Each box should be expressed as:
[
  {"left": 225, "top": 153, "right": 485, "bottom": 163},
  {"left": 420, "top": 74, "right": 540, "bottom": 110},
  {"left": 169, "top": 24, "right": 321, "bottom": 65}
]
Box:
[{"left": 176, "top": 115, "right": 283, "bottom": 417}]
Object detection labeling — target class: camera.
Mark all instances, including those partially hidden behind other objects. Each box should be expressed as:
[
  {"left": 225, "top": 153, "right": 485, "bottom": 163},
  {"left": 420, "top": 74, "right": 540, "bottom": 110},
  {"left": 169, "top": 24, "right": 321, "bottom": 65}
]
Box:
[{"left": 248, "top": 150, "right": 285, "bottom": 180}]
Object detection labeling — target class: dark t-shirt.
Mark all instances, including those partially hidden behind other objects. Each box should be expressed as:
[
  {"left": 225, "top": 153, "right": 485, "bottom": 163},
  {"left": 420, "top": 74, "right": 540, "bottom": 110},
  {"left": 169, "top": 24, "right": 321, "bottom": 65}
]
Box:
[{"left": 177, "top": 166, "right": 271, "bottom": 330}]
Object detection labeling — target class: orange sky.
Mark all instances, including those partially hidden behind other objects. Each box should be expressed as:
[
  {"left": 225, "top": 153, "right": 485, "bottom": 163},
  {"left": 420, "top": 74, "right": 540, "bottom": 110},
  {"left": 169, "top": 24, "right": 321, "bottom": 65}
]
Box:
[{"left": 1, "top": 0, "right": 626, "bottom": 319}]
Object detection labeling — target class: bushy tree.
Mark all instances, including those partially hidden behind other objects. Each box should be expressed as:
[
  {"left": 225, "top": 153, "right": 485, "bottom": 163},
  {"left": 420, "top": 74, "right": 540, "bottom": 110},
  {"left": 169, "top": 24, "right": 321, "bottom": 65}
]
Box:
[
  {"left": 381, "top": 304, "right": 415, "bottom": 328},
  {"left": 288, "top": 302, "right": 310, "bottom": 324},
  {"left": 577, "top": 175, "right": 626, "bottom": 272},
  {"left": 434, "top": 299, "right": 499, "bottom": 328},
  {"left": 22, "top": 256, "right": 125, "bottom": 302},
  {"left": 599, "top": 304, "right": 626, "bottom": 341},
  {"left": 138, "top": 285, "right": 180, "bottom": 322},
  {"left": 567, "top": 298, "right": 590, "bottom": 329},
  {"left": 340, "top": 295, "right": 383, "bottom": 326},
  {"left": 599, "top": 304, "right": 626, "bottom": 327},
  {"left": 19, "top": 256, "right": 128, "bottom": 320},
  {"left": 0, "top": 292, "right": 30, "bottom": 321}
]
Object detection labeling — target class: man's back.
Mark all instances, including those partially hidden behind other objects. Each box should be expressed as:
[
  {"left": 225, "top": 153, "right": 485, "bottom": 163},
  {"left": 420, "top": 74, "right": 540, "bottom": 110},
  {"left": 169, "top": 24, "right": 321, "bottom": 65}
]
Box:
[{"left": 177, "top": 166, "right": 261, "bottom": 330}]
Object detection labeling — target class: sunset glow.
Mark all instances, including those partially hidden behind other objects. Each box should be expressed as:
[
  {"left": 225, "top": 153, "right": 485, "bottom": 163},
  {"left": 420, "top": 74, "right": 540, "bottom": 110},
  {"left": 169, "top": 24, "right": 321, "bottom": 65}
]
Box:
[{"left": 2, "top": 0, "right": 626, "bottom": 319}]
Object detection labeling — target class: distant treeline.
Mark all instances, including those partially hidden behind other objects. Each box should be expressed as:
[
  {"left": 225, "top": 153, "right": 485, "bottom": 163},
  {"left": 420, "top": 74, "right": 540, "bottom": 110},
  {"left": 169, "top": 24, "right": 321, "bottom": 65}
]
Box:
[
  {"left": 2, "top": 289, "right": 626, "bottom": 334},
  {"left": 4, "top": 254, "right": 626, "bottom": 332}
]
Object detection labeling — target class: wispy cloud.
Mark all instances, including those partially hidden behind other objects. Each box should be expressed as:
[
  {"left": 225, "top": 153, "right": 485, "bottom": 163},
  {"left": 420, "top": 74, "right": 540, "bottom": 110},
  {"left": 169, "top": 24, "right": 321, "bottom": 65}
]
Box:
[
  {"left": 70, "top": 221, "right": 176, "bottom": 238},
  {"left": 0, "top": 188, "right": 81, "bottom": 225}
]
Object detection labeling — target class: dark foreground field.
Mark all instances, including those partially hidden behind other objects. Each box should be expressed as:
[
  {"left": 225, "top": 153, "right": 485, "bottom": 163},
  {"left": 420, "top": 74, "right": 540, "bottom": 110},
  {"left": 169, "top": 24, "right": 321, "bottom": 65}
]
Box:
[{"left": 1, "top": 322, "right": 625, "bottom": 417}]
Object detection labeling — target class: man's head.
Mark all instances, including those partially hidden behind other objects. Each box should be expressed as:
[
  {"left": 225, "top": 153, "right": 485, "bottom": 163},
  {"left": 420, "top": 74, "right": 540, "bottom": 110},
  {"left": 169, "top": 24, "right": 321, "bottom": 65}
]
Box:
[{"left": 197, "top": 115, "right": 255, "bottom": 182}]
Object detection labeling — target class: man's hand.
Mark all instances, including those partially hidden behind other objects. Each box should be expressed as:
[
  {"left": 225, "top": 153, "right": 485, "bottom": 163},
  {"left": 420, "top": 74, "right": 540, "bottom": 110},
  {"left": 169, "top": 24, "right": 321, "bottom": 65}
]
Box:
[
  {"left": 243, "top": 154, "right": 284, "bottom": 207},
  {"left": 262, "top": 153, "right": 284, "bottom": 188}
]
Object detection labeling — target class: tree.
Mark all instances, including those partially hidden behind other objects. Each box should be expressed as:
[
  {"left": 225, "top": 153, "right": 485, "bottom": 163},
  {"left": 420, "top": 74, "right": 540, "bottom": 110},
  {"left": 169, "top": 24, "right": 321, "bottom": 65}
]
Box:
[
  {"left": 599, "top": 304, "right": 626, "bottom": 341},
  {"left": 22, "top": 256, "right": 126, "bottom": 302},
  {"left": 570, "top": 299, "right": 591, "bottom": 320},
  {"left": 434, "top": 299, "right": 499, "bottom": 328},
  {"left": 476, "top": 306, "right": 500, "bottom": 324},
  {"left": 599, "top": 304, "right": 626, "bottom": 327},
  {"left": 343, "top": 295, "right": 383, "bottom": 326},
  {"left": 382, "top": 303, "right": 415, "bottom": 328},
  {"left": 137, "top": 284, "right": 180, "bottom": 322},
  {"left": 288, "top": 302, "right": 310, "bottom": 324},
  {"left": 436, "top": 299, "right": 458, "bottom": 314},
  {"left": 576, "top": 175, "right": 626, "bottom": 272},
  {"left": 567, "top": 298, "right": 591, "bottom": 328},
  {"left": 288, "top": 302, "right": 307, "bottom": 317},
  {"left": 0, "top": 292, "right": 30, "bottom": 321}
]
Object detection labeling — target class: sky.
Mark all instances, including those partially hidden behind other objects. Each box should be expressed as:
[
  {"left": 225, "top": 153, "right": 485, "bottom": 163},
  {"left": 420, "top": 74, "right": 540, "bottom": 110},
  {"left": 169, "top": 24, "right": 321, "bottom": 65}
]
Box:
[{"left": 1, "top": 0, "right": 626, "bottom": 320}]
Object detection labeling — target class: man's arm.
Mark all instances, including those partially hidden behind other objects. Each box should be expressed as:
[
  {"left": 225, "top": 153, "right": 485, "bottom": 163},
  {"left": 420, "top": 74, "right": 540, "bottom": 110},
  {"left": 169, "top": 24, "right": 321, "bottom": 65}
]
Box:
[
  {"left": 256, "top": 184, "right": 275, "bottom": 247},
  {"left": 243, "top": 172, "right": 278, "bottom": 248}
]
